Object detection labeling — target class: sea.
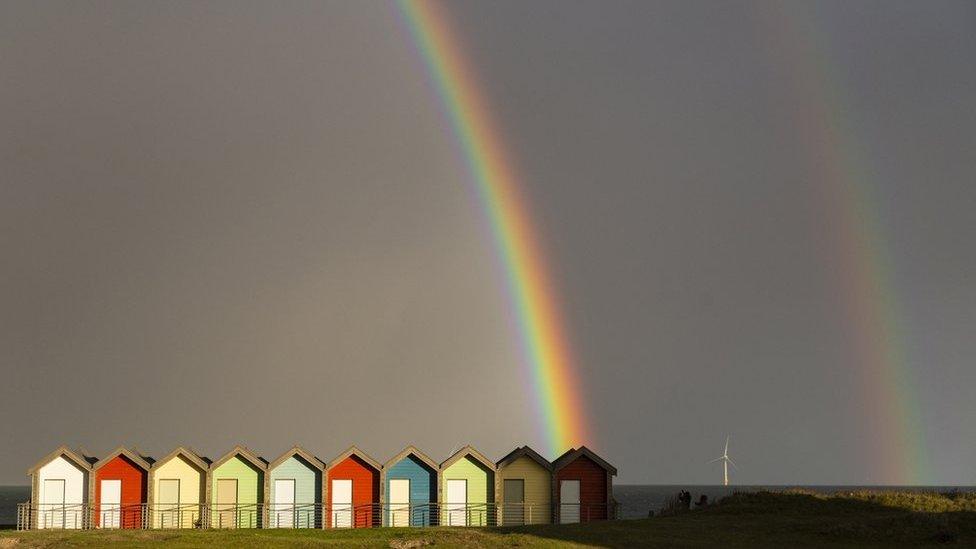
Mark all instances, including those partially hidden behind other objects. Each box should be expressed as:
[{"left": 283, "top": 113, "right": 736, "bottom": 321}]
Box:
[{"left": 2, "top": 485, "right": 974, "bottom": 526}]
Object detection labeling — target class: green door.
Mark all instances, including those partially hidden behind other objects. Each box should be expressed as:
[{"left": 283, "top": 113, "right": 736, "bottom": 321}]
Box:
[{"left": 503, "top": 479, "right": 525, "bottom": 526}]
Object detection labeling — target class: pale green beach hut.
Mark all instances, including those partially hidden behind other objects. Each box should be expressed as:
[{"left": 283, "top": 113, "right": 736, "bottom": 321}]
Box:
[
  {"left": 439, "top": 446, "right": 496, "bottom": 527},
  {"left": 209, "top": 446, "right": 267, "bottom": 528}
]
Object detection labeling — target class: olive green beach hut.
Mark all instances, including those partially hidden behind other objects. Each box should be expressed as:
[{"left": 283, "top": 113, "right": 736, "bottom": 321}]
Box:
[
  {"left": 439, "top": 446, "right": 496, "bottom": 527},
  {"left": 495, "top": 446, "right": 552, "bottom": 525},
  {"left": 209, "top": 446, "right": 267, "bottom": 528}
]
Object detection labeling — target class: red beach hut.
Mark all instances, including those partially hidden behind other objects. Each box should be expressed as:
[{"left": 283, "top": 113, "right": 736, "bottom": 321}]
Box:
[
  {"left": 552, "top": 447, "right": 616, "bottom": 523},
  {"left": 91, "top": 447, "right": 153, "bottom": 529},
  {"left": 325, "top": 446, "right": 381, "bottom": 528}
]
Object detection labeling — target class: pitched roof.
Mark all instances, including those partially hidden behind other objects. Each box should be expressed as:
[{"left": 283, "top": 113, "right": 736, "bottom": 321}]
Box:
[
  {"left": 267, "top": 446, "right": 326, "bottom": 472},
  {"left": 151, "top": 447, "right": 210, "bottom": 472},
  {"left": 440, "top": 445, "right": 496, "bottom": 472},
  {"left": 496, "top": 445, "right": 553, "bottom": 471},
  {"left": 383, "top": 446, "right": 438, "bottom": 472},
  {"left": 554, "top": 448, "right": 576, "bottom": 463},
  {"left": 327, "top": 445, "right": 381, "bottom": 471},
  {"left": 93, "top": 446, "right": 154, "bottom": 472},
  {"left": 552, "top": 446, "right": 617, "bottom": 476},
  {"left": 210, "top": 445, "right": 268, "bottom": 471},
  {"left": 27, "top": 446, "right": 94, "bottom": 475}
]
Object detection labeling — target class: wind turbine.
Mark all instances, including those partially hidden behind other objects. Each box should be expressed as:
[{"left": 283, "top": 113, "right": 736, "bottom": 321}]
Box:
[{"left": 709, "top": 435, "right": 737, "bottom": 486}]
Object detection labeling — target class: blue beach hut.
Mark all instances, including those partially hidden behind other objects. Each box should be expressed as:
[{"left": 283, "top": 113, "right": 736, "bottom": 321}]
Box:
[{"left": 382, "top": 446, "right": 438, "bottom": 527}]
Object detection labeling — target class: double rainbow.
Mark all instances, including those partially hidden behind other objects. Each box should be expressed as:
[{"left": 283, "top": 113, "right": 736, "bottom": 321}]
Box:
[
  {"left": 766, "top": 3, "right": 930, "bottom": 483},
  {"left": 396, "top": 0, "right": 590, "bottom": 456}
]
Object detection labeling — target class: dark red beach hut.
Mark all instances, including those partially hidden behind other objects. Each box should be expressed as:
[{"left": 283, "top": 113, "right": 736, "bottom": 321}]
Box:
[
  {"left": 91, "top": 447, "right": 153, "bottom": 529},
  {"left": 552, "top": 446, "right": 616, "bottom": 523},
  {"left": 325, "top": 446, "right": 381, "bottom": 528}
]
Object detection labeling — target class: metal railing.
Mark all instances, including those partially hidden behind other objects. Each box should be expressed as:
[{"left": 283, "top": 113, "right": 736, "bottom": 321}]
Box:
[
  {"left": 152, "top": 504, "right": 205, "bottom": 529},
  {"left": 17, "top": 501, "right": 618, "bottom": 530},
  {"left": 209, "top": 503, "right": 263, "bottom": 529}
]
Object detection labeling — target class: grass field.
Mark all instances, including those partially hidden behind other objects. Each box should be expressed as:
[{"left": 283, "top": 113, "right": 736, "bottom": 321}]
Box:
[{"left": 4, "top": 490, "right": 976, "bottom": 547}]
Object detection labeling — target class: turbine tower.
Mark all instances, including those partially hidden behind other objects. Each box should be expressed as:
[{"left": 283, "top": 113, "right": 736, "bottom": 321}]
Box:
[{"left": 709, "top": 435, "right": 737, "bottom": 486}]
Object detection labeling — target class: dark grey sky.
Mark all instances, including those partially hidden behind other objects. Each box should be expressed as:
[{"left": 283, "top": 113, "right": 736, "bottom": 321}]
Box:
[{"left": 2, "top": 0, "right": 974, "bottom": 485}]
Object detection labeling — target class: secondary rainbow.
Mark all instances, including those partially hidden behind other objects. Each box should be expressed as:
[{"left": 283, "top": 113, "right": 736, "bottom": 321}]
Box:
[
  {"left": 395, "top": 0, "right": 590, "bottom": 456},
  {"left": 764, "top": 4, "right": 929, "bottom": 484}
]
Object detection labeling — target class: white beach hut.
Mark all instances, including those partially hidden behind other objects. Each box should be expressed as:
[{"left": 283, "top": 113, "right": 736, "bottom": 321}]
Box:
[{"left": 28, "top": 446, "right": 95, "bottom": 529}]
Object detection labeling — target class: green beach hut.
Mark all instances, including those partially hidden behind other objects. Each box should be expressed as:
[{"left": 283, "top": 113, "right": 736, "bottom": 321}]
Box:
[
  {"left": 209, "top": 446, "right": 267, "bottom": 528},
  {"left": 439, "top": 446, "right": 496, "bottom": 527}
]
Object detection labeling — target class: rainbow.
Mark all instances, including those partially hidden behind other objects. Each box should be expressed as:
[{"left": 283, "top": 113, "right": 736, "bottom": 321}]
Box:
[
  {"left": 395, "top": 0, "right": 589, "bottom": 456},
  {"left": 765, "top": 4, "right": 929, "bottom": 484}
]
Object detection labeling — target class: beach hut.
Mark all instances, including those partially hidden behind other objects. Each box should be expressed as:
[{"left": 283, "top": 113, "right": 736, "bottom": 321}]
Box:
[
  {"left": 91, "top": 447, "right": 153, "bottom": 529},
  {"left": 266, "top": 446, "right": 325, "bottom": 529},
  {"left": 381, "top": 446, "right": 438, "bottom": 527},
  {"left": 27, "top": 446, "right": 95, "bottom": 529},
  {"left": 325, "top": 446, "right": 381, "bottom": 528},
  {"left": 439, "top": 446, "right": 496, "bottom": 527},
  {"left": 552, "top": 446, "right": 617, "bottom": 523},
  {"left": 148, "top": 447, "right": 210, "bottom": 529},
  {"left": 209, "top": 446, "right": 267, "bottom": 528},
  {"left": 495, "top": 446, "right": 552, "bottom": 526}
]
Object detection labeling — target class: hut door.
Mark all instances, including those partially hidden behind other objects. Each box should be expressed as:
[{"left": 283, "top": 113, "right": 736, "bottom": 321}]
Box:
[
  {"left": 100, "top": 479, "right": 122, "bottom": 528},
  {"left": 331, "top": 479, "right": 352, "bottom": 528},
  {"left": 216, "top": 478, "right": 238, "bottom": 529},
  {"left": 157, "top": 479, "right": 180, "bottom": 529},
  {"left": 273, "top": 479, "right": 295, "bottom": 528},
  {"left": 388, "top": 479, "right": 409, "bottom": 527},
  {"left": 445, "top": 479, "right": 467, "bottom": 526},
  {"left": 559, "top": 480, "right": 580, "bottom": 524},
  {"left": 503, "top": 479, "right": 525, "bottom": 526},
  {"left": 42, "top": 479, "right": 65, "bottom": 529}
]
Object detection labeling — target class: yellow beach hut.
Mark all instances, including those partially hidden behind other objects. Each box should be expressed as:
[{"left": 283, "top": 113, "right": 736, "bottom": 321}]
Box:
[{"left": 148, "top": 447, "right": 210, "bottom": 529}]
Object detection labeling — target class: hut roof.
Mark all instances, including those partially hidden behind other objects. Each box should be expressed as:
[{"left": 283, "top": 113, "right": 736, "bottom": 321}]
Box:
[
  {"left": 211, "top": 445, "right": 268, "bottom": 471},
  {"left": 327, "top": 445, "right": 382, "bottom": 472},
  {"left": 440, "top": 445, "right": 496, "bottom": 472},
  {"left": 383, "top": 445, "right": 438, "bottom": 472},
  {"left": 496, "top": 445, "right": 553, "bottom": 471},
  {"left": 552, "top": 446, "right": 617, "bottom": 476},
  {"left": 268, "top": 446, "right": 326, "bottom": 472},
  {"left": 27, "top": 445, "right": 94, "bottom": 475}
]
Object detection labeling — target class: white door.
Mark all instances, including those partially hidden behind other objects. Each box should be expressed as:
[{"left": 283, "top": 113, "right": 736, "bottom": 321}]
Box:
[
  {"left": 445, "top": 479, "right": 467, "bottom": 526},
  {"left": 42, "top": 479, "right": 65, "bottom": 529},
  {"left": 559, "top": 480, "right": 580, "bottom": 524},
  {"left": 273, "top": 479, "right": 296, "bottom": 528},
  {"left": 388, "top": 479, "right": 410, "bottom": 527},
  {"left": 100, "top": 479, "right": 122, "bottom": 528},
  {"left": 331, "top": 479, "right": 352, "bottom": 528}
]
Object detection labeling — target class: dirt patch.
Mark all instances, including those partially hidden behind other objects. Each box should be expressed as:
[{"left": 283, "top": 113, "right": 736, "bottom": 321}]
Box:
[
  {"left": 389, "top": 539, "right": 433, "bottom": 549},
  {"left": 0, "top": 538, "right": 20, "bottom": 548}
]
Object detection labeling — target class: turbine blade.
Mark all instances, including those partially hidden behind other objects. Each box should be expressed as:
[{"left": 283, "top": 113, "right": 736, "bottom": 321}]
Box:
[
  {"left": 724, "top": 435, "right": 729, "bottom": 455},
  {"left": 727, "top": 457, "right": 738, "bottom": 470},
  {"left": 707, "top": 457, "right": 724, "bottom": 464}
]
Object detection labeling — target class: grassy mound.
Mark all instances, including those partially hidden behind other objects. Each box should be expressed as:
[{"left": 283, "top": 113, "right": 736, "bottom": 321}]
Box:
[{"left": 4, "top": 490, "right": 975, "bottom": 547}]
